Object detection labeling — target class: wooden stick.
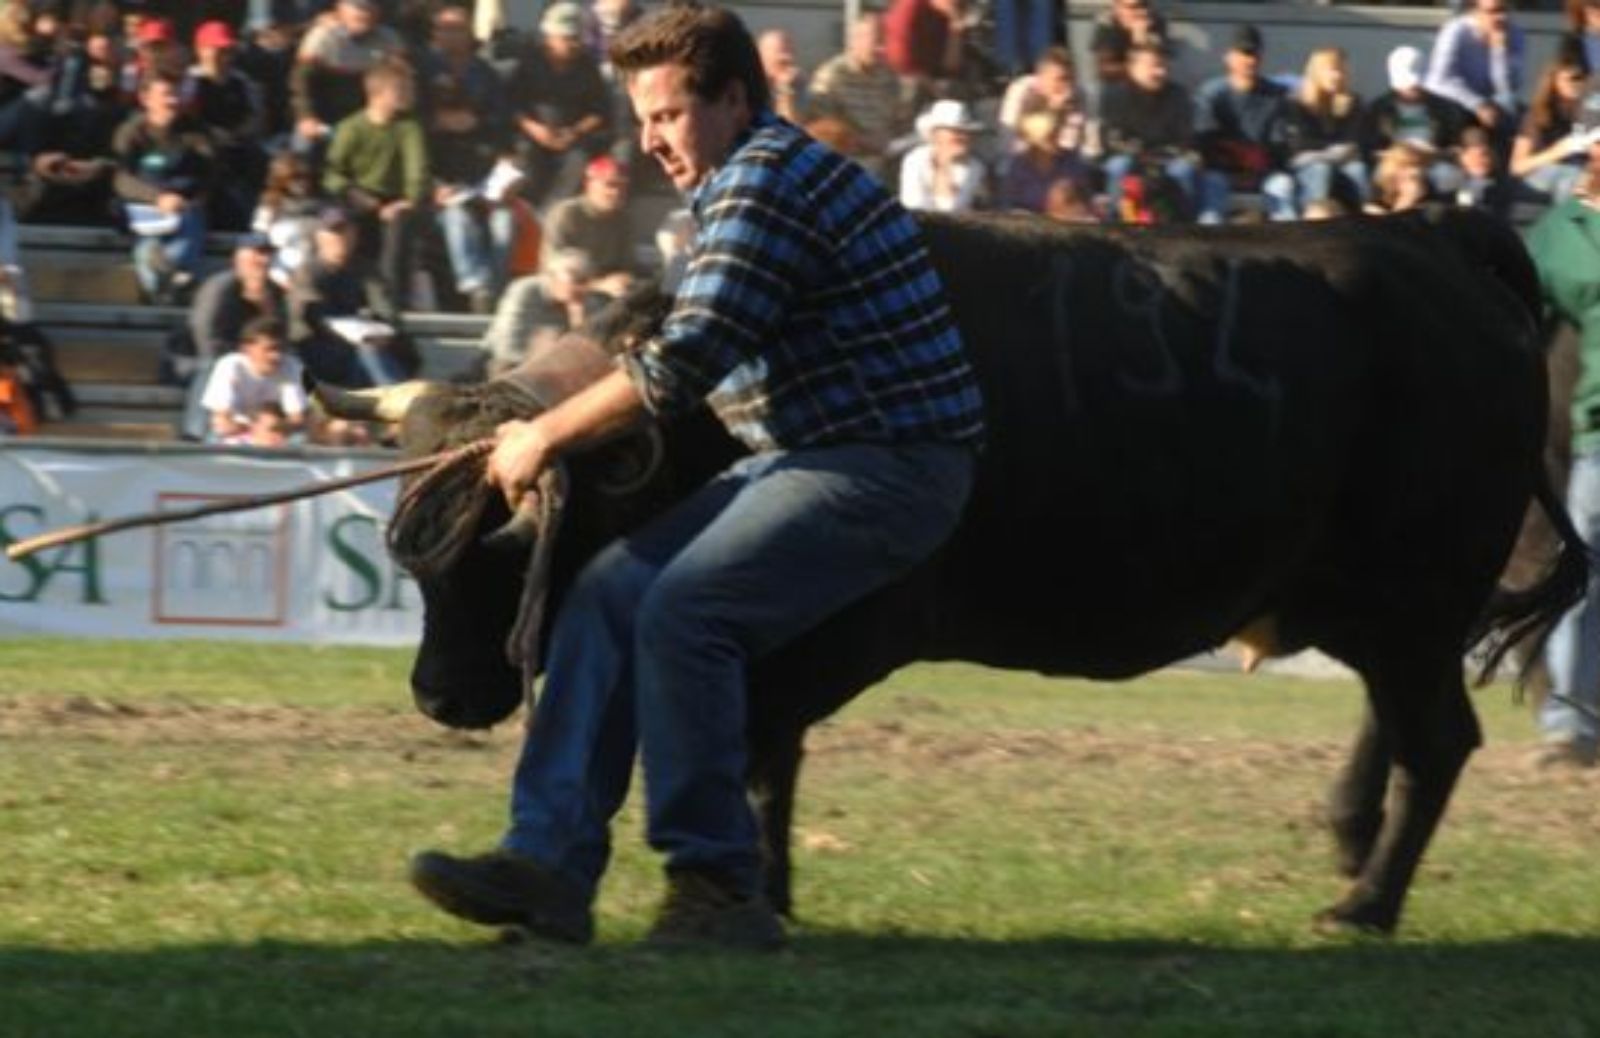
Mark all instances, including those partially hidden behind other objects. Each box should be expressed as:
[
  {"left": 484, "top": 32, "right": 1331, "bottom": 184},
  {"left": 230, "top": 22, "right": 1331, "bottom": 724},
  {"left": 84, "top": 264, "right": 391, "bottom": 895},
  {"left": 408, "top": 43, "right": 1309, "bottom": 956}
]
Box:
[{"left": 5, "top": 441, "right": 492, "bottom": 562}]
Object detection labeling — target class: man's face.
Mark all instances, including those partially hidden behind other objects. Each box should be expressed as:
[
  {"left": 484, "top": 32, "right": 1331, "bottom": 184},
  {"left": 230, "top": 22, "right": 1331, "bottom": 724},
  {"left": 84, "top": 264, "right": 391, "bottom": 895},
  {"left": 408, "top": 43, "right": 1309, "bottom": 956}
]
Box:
[
  {"left": 338, "top": 0, "right": 376, "bottom": 35},
  {"left": 242, "top": 337, "right": 284, "bottom": 377},
  {"left": 1476, "top": 0, "right": 1509, "bottom": 35},
  {"left": 931, "top": 126, "right": 971, "bottom": 163},
  {"left": 629, "top": 63, "right": 750, "bottom": 193},
  {"left": 432, "top": 11, "right": 473, "bottom": 57},
  {"left": 235, "top": 246, "right": 272, "bottom": 281},
  {"left": 1128, "top": 50, "right": 1166, "bottom": 91},
  {"left": 585, "top": 169, "right": 627, "bottom": 211},
  {"left": 545, "top": 31, "right": 582, "bottom": 64},
  {"left": 1225, "top": 47, "right": 1260, "bottom": 82},
  {"left": 848, "top": 15, "right": 882, "bottom": 67},
  {"left": 369, "top": 77, "right": 412, "bottom": 114},
  {"left": 141, "top": 80, "right": 179, "bottom": 126},
  {"left": 1035, "top": 59, "right": 1072, "bottom": 106},
  {"left": 759, "top": 31, "right": 794, "bottom": 80},
  {"left": 316, "top": 226, "right": 352, "bottom": 266}
]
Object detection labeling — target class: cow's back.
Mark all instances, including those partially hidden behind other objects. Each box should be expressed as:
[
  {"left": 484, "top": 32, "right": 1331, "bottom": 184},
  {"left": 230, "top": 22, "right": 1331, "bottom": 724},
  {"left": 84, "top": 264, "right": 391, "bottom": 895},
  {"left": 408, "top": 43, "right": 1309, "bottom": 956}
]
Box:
[{"left": 915, "top": 212, "right": 1544, "bottom": 677}]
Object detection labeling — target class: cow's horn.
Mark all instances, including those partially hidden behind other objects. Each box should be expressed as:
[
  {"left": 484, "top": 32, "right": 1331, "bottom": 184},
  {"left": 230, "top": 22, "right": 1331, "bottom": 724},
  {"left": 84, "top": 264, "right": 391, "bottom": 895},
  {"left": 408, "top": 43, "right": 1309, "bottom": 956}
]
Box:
[{"left": 312, "top": 380, "right": 436, "bottom": 422}]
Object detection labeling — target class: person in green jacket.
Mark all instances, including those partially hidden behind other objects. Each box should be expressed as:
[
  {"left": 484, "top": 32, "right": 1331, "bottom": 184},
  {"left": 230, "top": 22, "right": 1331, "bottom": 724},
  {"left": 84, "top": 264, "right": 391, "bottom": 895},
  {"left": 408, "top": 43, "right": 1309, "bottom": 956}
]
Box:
[
  {"left": 1527, "top": 150, "right": 1600, "bottom": 767},
  {"left": 323, "top": 60, "right": 431, "bottom": 309}
]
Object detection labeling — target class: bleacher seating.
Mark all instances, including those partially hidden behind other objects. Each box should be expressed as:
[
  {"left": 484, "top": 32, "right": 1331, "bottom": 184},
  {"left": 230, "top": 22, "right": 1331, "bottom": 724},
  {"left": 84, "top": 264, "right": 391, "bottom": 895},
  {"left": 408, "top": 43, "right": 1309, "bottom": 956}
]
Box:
[{"left": 24, "top": 226, "right": 491, "bottom": 442}]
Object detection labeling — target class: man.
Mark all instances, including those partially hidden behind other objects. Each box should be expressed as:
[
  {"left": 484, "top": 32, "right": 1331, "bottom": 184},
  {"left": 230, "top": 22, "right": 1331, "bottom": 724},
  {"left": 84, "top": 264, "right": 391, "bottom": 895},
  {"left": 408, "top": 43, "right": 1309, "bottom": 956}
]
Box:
[
  {"left": 1425, "top": 0, "right": 1525, "bottom": 154},
  {"left": 322, "top": 60, "right": 430, "bottom": 310},
  {"left": 112, "top": 74, "right": 215, "bottom": 304},
  {"left": 541, "top": 154, "right": 634, "bottom": 297},
  {"left": 482, "top": 247, "right": 610, "bottom": 374},
  {"left": 1088, "top": 0, "right": 1167, "bottom": 87},
  {"left": 884, "top": 0, "right": 966, "bottom": 100},
  {"left": 189, "top": 233, "right": 287, "bottom": 366},
  {"left": 809, "top": 11, "right": 904, "bottom": 173},
  {"left": 410, "top": 3, "right": 984, "bottom": 950},
  {"left": 420, "top": 4, "right": 513, "bottom": 313},
  {"left": 183, "top": 20, "right": 267, "bottom": 230},
  {"left": 198, "top": 317, "right": 308, "bottom": 444},
  {"left": 1194, "top": 24, "right": 1293, "bottom": 220},
  {"left": 292, "top": 0, "right": 405, "bottom": 152},
  {"left": 1100, "top": 42, "right": 1222, "bottom": 224},
  {"left": 507, "top": 1, "right": 613, "bottom": 207},
  {"left": 1361, "top": 44, "right": 1474, "bottom": 197}
]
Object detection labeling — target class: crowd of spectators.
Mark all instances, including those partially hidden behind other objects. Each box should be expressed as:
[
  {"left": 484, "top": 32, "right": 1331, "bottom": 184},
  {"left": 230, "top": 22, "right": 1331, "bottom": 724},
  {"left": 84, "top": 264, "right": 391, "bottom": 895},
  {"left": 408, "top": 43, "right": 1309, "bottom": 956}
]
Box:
[{"left": 0, "top": 0, "right": 1596, "bottom": 447}]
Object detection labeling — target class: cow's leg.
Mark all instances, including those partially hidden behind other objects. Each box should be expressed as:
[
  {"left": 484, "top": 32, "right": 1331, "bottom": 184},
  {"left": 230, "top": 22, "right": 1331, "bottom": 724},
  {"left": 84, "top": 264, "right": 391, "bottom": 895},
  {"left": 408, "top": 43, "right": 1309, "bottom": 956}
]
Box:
[
  {"left": 1316, "top": 654, "right": 1481, "bottom": 934},
  {"left": 1324, "top": 706, "right": 1389, "bottom": 878},
  {"left": 747, "top": 728, "right": 804, "bottom": 918}
]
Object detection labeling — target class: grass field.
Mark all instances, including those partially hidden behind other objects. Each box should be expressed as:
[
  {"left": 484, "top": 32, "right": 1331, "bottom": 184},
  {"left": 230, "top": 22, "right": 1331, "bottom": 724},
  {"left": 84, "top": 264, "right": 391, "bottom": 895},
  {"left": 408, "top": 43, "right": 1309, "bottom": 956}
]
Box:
[{"left": 2, "top": 638, "right": 1599, "bottom": 1037}]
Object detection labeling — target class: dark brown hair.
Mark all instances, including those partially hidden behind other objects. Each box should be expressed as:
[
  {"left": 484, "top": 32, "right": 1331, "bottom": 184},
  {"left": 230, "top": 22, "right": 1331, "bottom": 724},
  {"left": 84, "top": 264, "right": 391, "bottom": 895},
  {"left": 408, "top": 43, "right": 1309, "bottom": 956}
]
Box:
[{"left": 609, "top": 3, "right": 770, "bottom": 112}]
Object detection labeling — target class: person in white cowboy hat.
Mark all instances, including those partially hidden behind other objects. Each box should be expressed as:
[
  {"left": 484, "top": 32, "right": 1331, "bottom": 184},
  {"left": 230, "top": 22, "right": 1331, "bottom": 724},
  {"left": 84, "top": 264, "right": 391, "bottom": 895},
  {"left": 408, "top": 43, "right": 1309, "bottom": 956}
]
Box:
[{"left": 899, "top": 97, "right": 989, "bottom": 211}]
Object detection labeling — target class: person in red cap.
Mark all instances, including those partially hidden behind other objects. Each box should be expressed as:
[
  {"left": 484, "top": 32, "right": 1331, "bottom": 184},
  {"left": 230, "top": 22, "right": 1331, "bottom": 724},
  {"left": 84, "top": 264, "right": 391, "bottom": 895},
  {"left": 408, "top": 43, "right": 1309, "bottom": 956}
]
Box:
[
  {"left": 541, "top": 152, "right": 634, "bottom": 297},
  {"left": 183, "top": 20, "right": 267, "bottom": 230}
]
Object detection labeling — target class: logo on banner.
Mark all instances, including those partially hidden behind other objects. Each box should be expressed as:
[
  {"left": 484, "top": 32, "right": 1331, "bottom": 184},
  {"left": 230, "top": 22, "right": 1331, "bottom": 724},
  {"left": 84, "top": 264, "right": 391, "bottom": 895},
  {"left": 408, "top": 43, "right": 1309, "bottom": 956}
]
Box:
[{"left": 152, "top": 493, "right": 290, "bottom": 626}]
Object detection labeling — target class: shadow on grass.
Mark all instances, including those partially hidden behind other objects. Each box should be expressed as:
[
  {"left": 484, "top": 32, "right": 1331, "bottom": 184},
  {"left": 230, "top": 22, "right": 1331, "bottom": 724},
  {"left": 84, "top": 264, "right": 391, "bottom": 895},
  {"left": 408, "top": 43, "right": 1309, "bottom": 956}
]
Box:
[{"left": 5, "top": 932, "right": 1600, "bottom": 1036}]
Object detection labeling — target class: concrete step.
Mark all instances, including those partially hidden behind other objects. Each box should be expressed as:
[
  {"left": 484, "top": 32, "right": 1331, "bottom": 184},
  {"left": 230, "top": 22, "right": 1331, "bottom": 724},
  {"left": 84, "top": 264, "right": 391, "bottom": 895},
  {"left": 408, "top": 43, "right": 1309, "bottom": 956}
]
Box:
[
  {"left": 74, "top": 382, "right": 185, "bottom": 408},
  {"left": 29, "top": 264, "right": 144, "bottom": 305},
  {"left": 52, "top": 328, "right": 164, "bottom": 383},
  {"left": 38, "top": 417, "right": 179, "bottom": 442}
]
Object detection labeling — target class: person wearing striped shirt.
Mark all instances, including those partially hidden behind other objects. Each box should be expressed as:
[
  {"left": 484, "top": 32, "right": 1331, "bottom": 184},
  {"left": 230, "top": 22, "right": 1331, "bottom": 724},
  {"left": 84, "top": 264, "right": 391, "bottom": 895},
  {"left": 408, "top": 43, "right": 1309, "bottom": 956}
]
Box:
[{"left": 410, "top": 2, "right": 984, "bottom": 952}]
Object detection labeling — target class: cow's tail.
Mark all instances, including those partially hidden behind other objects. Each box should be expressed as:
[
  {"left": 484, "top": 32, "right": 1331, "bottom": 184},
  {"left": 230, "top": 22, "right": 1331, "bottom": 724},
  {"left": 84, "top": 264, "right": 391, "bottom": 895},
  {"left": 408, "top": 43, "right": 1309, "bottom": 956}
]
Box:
[{"left": 1470, "top": 473, "right": 1591, "bottom": 687}]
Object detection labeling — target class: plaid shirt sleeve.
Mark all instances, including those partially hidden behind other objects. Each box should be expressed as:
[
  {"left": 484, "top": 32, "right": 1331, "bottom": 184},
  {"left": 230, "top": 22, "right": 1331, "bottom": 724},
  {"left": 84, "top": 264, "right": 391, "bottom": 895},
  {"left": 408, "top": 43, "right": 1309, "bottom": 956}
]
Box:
[{"left": 621, "top": 158, "right": 828, "bottom": 418}]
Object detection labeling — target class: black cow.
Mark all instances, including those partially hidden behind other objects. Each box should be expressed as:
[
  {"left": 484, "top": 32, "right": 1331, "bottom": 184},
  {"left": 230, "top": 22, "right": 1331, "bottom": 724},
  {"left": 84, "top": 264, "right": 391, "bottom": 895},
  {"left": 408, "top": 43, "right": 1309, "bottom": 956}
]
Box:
[{"left": 318, "top": 207, "right": 1585, "bottom": 935}]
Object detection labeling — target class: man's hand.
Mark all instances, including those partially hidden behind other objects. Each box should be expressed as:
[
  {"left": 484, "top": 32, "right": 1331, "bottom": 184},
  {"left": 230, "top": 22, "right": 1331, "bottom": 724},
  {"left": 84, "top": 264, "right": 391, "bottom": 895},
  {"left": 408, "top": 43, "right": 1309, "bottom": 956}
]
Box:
[
  {"left": 296, "top": 115, "right": 328, "bottom": 140},
  {"left": 1476, "top": 102, "right": 1501, "bottom": 128},
  {"left": 379, "top": 199, "right": 414, "bottom": 221},
  {"left": 156, "top": 192, "right": 187, "bottom": 214},
  {"left": 487, "top": 418, "right": 554, "bottom": 510}
]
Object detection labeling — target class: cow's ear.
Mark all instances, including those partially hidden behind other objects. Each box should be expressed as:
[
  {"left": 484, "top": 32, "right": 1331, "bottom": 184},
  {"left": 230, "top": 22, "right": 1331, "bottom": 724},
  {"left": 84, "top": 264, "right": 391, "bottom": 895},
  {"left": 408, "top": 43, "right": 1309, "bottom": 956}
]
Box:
[{"left": 592, "top": 426, "right": 665, "bottom": 497}]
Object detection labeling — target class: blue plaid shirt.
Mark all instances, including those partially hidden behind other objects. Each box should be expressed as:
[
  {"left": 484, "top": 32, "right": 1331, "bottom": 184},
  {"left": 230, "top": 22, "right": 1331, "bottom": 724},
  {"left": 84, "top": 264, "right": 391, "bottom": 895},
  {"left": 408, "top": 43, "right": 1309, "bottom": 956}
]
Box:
[{"left": 621, "top": 112, "right": 985, "bottom": 453}]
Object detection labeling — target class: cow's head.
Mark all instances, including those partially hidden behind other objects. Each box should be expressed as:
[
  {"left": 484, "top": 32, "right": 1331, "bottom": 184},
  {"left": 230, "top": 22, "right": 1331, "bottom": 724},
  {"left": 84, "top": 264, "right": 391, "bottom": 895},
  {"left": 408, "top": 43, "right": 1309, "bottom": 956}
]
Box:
[{"left": 315, "top": 287, "right": 739, "bottom": 729}]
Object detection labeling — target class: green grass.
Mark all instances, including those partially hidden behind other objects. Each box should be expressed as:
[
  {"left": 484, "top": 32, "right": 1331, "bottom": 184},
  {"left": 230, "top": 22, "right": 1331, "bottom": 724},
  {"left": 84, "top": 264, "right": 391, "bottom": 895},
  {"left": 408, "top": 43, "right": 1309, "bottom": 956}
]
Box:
[{"left": 1, "top": 638, "right": 1597, "bottom": 1037}]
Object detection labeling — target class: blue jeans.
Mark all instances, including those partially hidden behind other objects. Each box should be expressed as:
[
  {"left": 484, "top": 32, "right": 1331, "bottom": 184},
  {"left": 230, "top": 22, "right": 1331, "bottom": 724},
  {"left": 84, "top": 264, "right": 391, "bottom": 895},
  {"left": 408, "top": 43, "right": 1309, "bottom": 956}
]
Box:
[
  {"left": 502, "top": 441, "right": 976, "bottom": 899},
  {"left": 1290, "top": 159, "right": 1370, "bottom": 213},
  {"left": 1543, "top": 447, "right": 1600, "bottom": 746},
  {"left": 438, "top": 202, "right": 514, "bottom": 293},
  {"left": 993, "top": 0, "right": 1053, "bottom": 75},
  {"left": 130, "top": 205, "right": 207, "bottom": 296}
]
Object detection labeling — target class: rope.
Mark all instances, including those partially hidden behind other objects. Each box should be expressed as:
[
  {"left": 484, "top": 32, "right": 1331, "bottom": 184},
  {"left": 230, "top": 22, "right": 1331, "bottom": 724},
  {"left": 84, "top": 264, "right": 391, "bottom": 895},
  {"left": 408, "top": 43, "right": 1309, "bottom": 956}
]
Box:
[{"left": 3, "top": 438, "right": 496, "bottom": 563}]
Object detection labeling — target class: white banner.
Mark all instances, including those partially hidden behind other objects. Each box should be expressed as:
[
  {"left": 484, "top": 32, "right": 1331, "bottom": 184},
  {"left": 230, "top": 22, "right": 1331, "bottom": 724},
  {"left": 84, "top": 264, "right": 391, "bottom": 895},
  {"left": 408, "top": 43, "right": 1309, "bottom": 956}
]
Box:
[{"left": 0, "top": 441, "right": 423, "bottom": 645}]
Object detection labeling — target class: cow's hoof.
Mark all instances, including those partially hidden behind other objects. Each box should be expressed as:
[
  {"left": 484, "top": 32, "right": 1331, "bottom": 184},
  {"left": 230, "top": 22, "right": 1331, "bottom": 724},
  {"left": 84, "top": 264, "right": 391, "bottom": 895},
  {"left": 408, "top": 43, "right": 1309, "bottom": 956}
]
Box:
[{"left": 1312, "top": 902, "right": 1397, "bottom": 937}]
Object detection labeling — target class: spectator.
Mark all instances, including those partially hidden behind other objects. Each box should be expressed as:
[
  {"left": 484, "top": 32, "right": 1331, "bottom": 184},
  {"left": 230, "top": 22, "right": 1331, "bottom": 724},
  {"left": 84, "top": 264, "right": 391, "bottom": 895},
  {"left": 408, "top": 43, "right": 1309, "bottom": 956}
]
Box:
[
  {"left": 253, "top": 150, "right": 322, "bottom": 287},
  {"left": 322, "top": 59, "right": 430, "bottom": 309},
  {"left": 292, "top": 0, "right": 405, "bottom": 153},
  {"left": 757, "top": 29, "right": 807, "bottom": 124},
  {"left": 190, "top": 233, "right": 288, "bottom": 366},
  {"left": 1365, "top": 143, "right": 1431, "bottom": 214},
  {"left": 1195, "top": 24, "right": 1292, "bottom": 221},
  {"left": 1088, "top": 0, "right": 1167, "bottom": 88},
  {"left": 998, "top": 46, "right": 1091, "bottom": 157},
  {"left": 1510, "top": 38, "right": 1592, "bottom": 206},
  {"left": 900, "top": 98, "right": 988, "bottom": 213},
  {"left": 542, "top": 153, "right": 633, "bottom": 297},
  {"left": 588, "top": 0, "right": 642, "bottom": 82},
  {"left": 809, "top": 11, "right": 904, "bottom": 174},
  {"left": 1567, "top": 0, "right": 1600, "bottom": 73},
  {"left": 883, "top": 0, "right": 966, "bottom": 101},
  {"left": 991, "top": 0, "right": 1054, "bottom": 78},
  {"left": 1100, "top": 42, "right": 1222, "bottom": 224},
  {"left": 235, "top": 12, "right": 296, "bottom": 144},
  {"left": 1453, "top": 123, "right": 1513, "bottom": 217},
  {"left": 0, "top": 339, "right": 37, "bottom": 434},
  {"left": 999, "top": 109, "right": 1086, "bottom": 214},
  {"left": 0, "top": 0, "right": 51, "bottom": 169},
  {"left": 122, "top": 16, "right": 186, "bottom": 96},
  {"left": 1361, "top": 44, "right": 1474, "bottom": 197},
  {"left": 289, "top": 206, "right": 410, "bottom": 387},
  {"left": 1282, "top": 47, "right": 1368, "bottom": 218},
  {"left": 420, "top": 3, "right": 512, "bottom": 313},
  {"left": 112, "top": 73, "right": 214, "bottom": 304},
  {"left": 507, "top": 0, "right": 611, "bottom": 208},
  {"left": 1528, "top": 144, "right": 1600, "bottom": 768},
  {"left": 183, "top": 20, "right": 266, "bottom": 230},
  {"left": 1425, "top": 0, "right": 1525, "bottom": 153},
  {"left": 198, "top": 317, "right": 308, "bottom": 445},
  {"left": 483, "top": 247, "right": 610, "bottom": 374}
]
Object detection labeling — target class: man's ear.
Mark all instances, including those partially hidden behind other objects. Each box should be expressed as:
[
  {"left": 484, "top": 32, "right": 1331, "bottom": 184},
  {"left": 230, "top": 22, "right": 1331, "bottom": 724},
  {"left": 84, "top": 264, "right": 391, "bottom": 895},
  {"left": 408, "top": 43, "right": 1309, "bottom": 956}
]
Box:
[{"left": 721, "top": 77, "right": 750, "bottom": 118}]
